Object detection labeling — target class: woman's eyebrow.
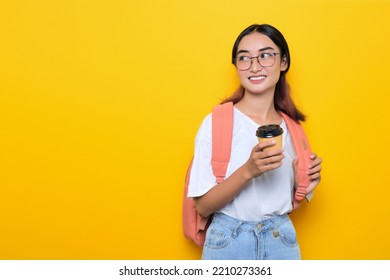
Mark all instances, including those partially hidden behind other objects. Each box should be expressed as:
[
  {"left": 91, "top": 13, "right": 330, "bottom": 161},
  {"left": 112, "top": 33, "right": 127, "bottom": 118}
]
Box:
[
  {"left": 237, "top": 47, "right": 275, "bottom": 55},
  {"left": 237, "top": 50, "right": 250, "bottom": 55},
  {"left": 258, "top": 47, "right": 275, "bottom": 52}
]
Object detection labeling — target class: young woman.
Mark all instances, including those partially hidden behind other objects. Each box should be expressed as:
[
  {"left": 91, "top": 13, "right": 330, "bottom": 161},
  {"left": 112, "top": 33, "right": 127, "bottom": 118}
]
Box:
[{"left": 187, "top": 24, "right": 322, "bottom": 260}]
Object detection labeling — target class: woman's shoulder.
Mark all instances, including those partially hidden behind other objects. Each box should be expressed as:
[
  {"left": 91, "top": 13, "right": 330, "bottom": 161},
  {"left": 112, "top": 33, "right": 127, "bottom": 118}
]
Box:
[
  {"left": 194, "top": 111, "right": 213, "bottom": 142},
  {"left": 199, "top": 111, "right": 212, "bottom": 128}
]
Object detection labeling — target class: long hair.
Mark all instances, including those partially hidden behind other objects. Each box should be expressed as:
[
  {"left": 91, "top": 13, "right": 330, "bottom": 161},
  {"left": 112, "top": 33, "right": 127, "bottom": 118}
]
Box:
[{"left": 222, "top": 24, "right": 305, "bottom": 122}]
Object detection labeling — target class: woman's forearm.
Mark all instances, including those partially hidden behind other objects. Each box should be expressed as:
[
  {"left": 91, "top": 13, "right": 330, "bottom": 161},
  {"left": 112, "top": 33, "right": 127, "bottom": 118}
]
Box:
[{"left": 194, "top": 164, "right": 252, "bottom": 217}]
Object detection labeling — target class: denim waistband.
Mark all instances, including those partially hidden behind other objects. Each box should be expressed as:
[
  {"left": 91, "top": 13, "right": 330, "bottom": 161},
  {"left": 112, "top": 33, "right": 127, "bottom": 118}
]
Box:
[{"left": 212, "top": 212, "right": 290, "bottom": 232}]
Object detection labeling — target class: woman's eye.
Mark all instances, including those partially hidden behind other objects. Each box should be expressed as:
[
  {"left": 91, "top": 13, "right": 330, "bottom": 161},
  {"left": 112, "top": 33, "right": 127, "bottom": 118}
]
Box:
[
  {"left": 238, "top": 56, "right": 250, "bottom": 61},
  {"left": 261, "top": 52, "right": 272, "bottom": 59}
]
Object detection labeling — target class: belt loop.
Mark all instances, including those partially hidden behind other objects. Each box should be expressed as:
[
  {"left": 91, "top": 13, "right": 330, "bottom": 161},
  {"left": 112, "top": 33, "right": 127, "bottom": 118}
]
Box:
[{"left": 232, "top": 222, "right": 242, "bottom": 237}]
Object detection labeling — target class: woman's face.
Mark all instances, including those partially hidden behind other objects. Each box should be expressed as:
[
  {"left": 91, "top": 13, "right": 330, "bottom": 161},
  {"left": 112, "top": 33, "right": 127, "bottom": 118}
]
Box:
[{"left": 235, "top": 32, "right": 288, "bottom": 96}]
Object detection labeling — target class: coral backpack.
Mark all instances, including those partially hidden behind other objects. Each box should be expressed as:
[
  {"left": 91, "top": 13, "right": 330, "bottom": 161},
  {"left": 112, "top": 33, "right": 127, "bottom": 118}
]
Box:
[{"left": 182, "top": 102, "right": 312, "bottom": 247}]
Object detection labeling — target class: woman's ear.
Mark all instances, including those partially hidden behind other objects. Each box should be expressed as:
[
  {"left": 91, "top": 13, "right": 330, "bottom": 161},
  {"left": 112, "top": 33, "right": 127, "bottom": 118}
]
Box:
[{"left": 281, "top": 56, "right": 288, "bottom": 71}]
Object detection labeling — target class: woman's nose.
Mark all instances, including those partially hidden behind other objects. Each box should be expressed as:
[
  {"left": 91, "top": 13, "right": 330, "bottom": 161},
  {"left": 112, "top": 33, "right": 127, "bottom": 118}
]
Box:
[{"left": 250, "top": 58, "right": 263, "bottom": 72}]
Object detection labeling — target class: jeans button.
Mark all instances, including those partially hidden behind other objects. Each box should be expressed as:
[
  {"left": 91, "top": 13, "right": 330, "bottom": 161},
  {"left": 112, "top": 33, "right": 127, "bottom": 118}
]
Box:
[
  {"left": 257, "top": 223, "right": 262, "bottom": 230},
  {"left": 273, "top": 230, "right": 279, "bottom": 237}
]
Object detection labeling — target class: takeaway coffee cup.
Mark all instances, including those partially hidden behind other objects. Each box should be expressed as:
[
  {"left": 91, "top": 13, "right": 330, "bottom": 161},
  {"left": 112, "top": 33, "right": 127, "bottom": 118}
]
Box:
[{"left": 256, "top": 124, "right": 283, "bottom": 151}]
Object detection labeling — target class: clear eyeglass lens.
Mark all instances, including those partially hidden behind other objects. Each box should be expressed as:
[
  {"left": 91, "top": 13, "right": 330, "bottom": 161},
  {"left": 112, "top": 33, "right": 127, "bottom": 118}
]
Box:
[{"left": 260, "top": 53, "right": 275, "bottom": 66}]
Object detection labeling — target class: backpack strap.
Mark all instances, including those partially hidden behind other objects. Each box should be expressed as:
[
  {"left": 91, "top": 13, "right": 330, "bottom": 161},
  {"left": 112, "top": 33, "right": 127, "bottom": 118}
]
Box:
[
  {"left": 196, "top": 102, "right": 234, "bottom": 235},
  {"left": 211, "top": 102, "right": 234, "bottom": 184},
  {"left": 280, "top": 112, "right": 312, "bottom": 209}
]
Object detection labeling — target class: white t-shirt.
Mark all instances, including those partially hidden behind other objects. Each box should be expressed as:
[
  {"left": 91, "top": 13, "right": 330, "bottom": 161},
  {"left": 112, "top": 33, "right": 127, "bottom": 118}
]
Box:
[{"left": 187, "top": 107, "right": 298, "bottom": 221}]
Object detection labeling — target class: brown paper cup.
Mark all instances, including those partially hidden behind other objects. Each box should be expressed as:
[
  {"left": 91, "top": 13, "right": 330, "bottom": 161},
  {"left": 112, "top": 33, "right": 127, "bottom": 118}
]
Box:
[
  {"left": 258, "top": 134, "right": 283, "bottom": 151},
  {"left": 256, "top": 124, "right": 284, "bottom": 151}
]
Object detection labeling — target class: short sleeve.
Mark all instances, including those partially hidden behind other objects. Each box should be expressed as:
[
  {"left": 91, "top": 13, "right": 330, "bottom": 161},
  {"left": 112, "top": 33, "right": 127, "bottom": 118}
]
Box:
[{"left": 187, "top": 113, "right": 217, "bottom": 198}]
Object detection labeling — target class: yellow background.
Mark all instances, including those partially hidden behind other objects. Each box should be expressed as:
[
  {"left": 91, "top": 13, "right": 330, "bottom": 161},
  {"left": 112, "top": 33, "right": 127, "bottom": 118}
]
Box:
[{"left": 1, "top": 0, "right": 389, "bottom": 260}]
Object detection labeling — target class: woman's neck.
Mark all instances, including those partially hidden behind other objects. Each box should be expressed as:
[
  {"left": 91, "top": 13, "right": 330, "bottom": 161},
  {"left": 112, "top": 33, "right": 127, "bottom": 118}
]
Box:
[{"left": 235, "top": 90, "right": 281, "bottom": 125}]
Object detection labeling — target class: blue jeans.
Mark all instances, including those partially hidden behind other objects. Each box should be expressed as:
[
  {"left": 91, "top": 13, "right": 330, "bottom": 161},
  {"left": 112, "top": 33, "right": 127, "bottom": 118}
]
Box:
[{"left": 202, "top": 212, "right": 301, "bottom": 260}]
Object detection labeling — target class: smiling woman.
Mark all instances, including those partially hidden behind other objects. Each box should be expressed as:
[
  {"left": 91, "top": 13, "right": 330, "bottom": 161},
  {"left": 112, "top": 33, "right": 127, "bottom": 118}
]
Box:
[
  {"left": 186, "top": 24, "right": 322, "bottom": 260},
  {"left": 1, "top": 0, "right": 389, "bottom": 261}
]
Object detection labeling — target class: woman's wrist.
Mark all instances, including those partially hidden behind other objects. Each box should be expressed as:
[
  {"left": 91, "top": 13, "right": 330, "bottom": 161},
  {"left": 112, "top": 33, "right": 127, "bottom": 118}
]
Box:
[{"left": 238, "top": 163, "right": 254, "bottom": 183}]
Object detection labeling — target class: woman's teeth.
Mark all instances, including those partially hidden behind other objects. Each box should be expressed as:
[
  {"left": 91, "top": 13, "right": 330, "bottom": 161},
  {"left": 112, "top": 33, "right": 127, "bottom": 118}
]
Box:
[{"left": 249, "top": 76, "right": 266, "bottom": 80}]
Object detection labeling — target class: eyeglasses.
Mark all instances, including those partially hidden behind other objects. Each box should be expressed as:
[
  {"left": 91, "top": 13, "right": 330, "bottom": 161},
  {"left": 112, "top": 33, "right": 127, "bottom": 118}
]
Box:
[{"left": 234, "top": 52, "right": 280, "bottom": 71}]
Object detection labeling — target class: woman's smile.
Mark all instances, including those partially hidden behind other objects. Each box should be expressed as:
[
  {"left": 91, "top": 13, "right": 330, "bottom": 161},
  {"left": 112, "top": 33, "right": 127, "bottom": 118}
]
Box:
[{"left": 248, "top": 75, "right": 267, "bottom": 83}]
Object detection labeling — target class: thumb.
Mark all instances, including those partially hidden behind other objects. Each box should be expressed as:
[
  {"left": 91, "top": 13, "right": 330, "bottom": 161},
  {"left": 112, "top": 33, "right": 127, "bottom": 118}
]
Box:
[
  {"left": 306, "top": 179, "right": 319, "bottom": 193},
  {"left": 253, "top": 142, "right": 263, "bottom": 152},
  {"left": 292, "top": 156, "right": 299, "bottom": 173},
  {"left": 292, "top": 157, "right": 299, "bottom": 186}
]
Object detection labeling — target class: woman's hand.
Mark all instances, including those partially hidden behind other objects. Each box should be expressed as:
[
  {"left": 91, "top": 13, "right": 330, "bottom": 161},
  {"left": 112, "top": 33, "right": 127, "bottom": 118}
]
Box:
[
  {"left": 307, "top": 153, "right": 322, "bottom": 193},
  {"left": 293, "top": 153, "right": 323, "bottom": 194},
  {"left": 243, "top": 141, "right": 285, "bottom": 180}
]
